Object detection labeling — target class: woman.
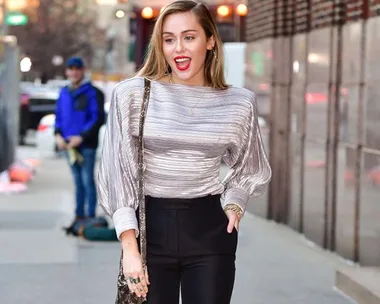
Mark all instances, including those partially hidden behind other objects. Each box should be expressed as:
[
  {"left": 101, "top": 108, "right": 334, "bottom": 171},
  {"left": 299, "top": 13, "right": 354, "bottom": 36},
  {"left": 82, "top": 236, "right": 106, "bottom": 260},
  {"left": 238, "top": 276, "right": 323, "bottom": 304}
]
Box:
[{"left": 97, "top": 1, "right": 271, "bottom": 303}]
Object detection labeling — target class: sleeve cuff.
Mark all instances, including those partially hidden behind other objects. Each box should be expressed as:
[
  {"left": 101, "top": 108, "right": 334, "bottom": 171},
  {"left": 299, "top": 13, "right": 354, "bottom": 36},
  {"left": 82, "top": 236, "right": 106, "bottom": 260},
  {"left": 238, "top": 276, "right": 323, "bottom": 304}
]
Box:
[
  {"left": 112, "top": 206, "right": 139, "bottom": 240},
  {"left": 222, "top": 188, "right": 249, "bottom": 214}
]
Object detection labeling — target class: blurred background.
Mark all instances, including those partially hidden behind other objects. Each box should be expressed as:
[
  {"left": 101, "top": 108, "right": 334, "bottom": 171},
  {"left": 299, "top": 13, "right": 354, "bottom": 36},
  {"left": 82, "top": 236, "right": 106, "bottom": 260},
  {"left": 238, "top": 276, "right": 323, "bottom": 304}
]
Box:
[{"left": 0, "top": 0, "right": 379, "bottom": 303}]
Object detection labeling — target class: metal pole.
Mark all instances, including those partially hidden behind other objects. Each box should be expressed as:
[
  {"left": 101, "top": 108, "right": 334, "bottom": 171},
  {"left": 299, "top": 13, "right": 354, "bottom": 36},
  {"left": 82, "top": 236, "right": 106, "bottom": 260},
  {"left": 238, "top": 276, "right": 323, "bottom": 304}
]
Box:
[
  {"left": 353, "top": 0, "right": 369, "bottom": 264},
  {"left": 324, "top": 23, "right": 335, "bottom": 250},
  {"left": 2, "top": 0, "right": 7, "bottom": 36},
  {"left": 267, "top": 0, "right": 279, "bottom": 221},
  {"left": 330, "top": 0, "right": 345, "bottom": 252},
  {"left": 299, "top": 0, "right": 312, "bottom": 234},
  {"left": 282, "top": 0, "right": 296, "bottom": 224}
]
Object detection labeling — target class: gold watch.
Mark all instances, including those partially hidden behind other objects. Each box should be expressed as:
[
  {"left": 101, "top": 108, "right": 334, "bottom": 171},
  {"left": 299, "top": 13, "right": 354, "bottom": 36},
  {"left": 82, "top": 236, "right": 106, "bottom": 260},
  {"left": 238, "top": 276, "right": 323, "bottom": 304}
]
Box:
[{"left": 223, "top": 203, "right": 243, "bottom": 220}]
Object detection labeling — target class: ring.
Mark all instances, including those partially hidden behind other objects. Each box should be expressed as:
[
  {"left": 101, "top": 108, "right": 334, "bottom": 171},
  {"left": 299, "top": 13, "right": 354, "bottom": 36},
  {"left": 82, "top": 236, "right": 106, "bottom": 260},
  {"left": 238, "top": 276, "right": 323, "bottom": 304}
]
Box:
[{"left": 136, "top": 277, "right": 141, "bottom": 284}]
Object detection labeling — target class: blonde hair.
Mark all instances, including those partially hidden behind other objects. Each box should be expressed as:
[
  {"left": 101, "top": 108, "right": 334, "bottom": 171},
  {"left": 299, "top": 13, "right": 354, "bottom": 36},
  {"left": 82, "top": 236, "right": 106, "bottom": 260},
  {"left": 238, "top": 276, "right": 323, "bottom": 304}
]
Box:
[{"left": 136, "top": 0, "right": 228, "bottom": 89}]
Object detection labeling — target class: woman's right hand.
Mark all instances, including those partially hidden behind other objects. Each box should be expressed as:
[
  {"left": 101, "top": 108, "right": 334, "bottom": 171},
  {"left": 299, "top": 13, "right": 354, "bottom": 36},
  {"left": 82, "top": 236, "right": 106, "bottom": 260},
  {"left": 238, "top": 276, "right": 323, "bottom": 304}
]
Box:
[
  {"left": 123, "top": 249, "right": 150, "bottom": 298},
  {"left": 120, "top": 229, "right": 150, "bottom": 299}
]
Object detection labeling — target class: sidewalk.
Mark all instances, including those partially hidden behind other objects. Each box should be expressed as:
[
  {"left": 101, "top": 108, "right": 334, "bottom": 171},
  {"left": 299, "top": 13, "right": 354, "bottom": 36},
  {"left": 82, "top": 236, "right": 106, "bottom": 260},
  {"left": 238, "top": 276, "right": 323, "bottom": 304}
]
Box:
[{"left": 0, "top": 147, "right": 353, "bottom": 304}]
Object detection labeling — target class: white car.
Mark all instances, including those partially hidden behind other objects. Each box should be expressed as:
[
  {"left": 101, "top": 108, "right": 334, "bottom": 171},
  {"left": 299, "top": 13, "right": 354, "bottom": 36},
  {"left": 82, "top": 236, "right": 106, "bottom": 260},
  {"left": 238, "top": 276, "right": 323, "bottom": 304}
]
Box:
[{"left": 36, "top": 114, "right": 106, "bottom": 159}]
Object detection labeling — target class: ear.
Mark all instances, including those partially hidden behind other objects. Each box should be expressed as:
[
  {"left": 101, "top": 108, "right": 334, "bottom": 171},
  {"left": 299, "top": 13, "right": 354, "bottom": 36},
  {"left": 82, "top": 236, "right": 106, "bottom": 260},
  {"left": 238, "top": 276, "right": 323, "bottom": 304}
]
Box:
[{"left": 207, "top": 36, "right": 215, "bottom": 50}]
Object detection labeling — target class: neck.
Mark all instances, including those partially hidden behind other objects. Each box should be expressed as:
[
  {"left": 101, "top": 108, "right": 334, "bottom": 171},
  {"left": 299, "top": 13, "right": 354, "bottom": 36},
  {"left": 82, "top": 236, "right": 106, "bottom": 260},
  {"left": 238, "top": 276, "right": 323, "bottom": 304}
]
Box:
[
  {"left": 72, "top": 77, "right": 84, "bottom": 89},
  {"left": 169, "top": 72, "right": 206, "bottom": 87}
]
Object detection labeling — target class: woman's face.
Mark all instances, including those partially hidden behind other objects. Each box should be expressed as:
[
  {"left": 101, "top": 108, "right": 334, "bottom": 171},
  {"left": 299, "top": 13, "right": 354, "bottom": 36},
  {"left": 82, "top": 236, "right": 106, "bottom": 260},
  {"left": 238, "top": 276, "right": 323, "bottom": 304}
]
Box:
[{"left": 162, "top": 11, "right": 214, "bottom": 86}]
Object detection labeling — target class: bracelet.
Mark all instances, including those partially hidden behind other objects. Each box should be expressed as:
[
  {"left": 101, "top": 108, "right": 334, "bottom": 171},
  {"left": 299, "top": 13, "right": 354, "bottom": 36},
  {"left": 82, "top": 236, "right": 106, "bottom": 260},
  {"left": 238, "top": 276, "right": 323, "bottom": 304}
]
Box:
[{"left": 223, "top": 203, "right": 243, "bottom": 220}]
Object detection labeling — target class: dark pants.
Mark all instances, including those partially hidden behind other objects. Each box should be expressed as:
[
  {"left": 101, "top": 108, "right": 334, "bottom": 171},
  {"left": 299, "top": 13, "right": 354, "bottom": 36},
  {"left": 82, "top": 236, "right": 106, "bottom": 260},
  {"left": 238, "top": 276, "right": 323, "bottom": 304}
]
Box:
[
  {"left": 144, "top": 194, "right": 238, "bottom": 304},
  {"left": 66, "top": 148, "right": 97, "bottom": 218}
]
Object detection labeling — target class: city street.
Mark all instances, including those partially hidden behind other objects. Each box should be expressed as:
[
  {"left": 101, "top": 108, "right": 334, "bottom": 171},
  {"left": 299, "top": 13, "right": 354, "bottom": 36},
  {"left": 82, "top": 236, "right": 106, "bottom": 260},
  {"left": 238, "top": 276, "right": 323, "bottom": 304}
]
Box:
[
  {"left": 0, "top": 146, "right": 354, "bottom": 304},
  {"left": 1, "top": 1, "right": 380, "bottom": 303}
]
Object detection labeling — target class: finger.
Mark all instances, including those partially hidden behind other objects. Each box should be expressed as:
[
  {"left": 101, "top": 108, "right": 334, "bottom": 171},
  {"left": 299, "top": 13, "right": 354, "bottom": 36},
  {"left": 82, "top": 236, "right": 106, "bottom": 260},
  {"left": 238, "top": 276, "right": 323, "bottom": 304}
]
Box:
[
  {"left": 136, "top": 274, "right": 148, "bottom": 294},
  {"left": 227, "top": 217, "right": 236, "bottom": 233},
  {"left": 234, "top": 220, "right": 239, "bottom": 232},
  {"left": 135, "top": 282, "right": 147, "bottom": 297},
  {"left": 134, "top": 286, "right": 143, "bottom": 298},
  {"left": 135, "top": 283, "right": 147, "bottom": 298},
  {"left": 132, "top": 285, "right": 142, "bottom": 297},
  {"left": 132, "top": 274, "right": 146, "bottom": 297},
  {"left": 139, "top": 275, "right": 148, "bottom": 293},
  {"left": 129, "top": 278, "right": 142, "bottom": 297},
  {"left": 145, "top": 268, "right": 150, "bottom": 285}
]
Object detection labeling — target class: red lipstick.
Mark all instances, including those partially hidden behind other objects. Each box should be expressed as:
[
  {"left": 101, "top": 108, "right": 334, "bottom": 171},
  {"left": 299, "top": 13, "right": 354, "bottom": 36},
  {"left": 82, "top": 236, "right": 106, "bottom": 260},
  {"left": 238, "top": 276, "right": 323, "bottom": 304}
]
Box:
[{"left": 174, "top": 56, "right": 191, "bottom": 71}]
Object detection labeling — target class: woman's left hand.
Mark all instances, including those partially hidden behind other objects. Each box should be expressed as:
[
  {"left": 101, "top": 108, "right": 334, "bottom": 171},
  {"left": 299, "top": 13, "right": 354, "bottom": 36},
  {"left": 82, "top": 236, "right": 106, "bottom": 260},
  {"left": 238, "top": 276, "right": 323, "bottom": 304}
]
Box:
[{"left": 225, "top": 209, "right": 240, "bottom": 233}]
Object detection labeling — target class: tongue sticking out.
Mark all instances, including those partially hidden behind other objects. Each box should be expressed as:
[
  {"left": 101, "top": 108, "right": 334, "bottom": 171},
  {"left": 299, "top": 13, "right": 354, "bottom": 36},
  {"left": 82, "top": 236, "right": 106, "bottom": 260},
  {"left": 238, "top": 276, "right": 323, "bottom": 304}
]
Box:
[
  {"left": 175, "top": 59, "right": 191, "bottom": 71},
  {"left": 177, "top": 59, "right": 190, "bottom": 67}
]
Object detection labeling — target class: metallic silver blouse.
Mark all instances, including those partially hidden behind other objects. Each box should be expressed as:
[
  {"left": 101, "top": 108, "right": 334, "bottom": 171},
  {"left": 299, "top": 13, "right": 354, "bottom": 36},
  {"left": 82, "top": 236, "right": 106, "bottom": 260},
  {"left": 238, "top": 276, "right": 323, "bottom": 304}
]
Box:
[{"left": 96, "top": 77, "right": 271, "bottom": 239}]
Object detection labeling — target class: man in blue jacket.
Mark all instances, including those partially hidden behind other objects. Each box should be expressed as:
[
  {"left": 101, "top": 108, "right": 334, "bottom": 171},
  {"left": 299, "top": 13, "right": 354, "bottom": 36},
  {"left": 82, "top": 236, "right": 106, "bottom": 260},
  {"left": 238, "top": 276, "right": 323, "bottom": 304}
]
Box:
[{"left": 54, "top": 57, "right": 104, "bottom": 223}]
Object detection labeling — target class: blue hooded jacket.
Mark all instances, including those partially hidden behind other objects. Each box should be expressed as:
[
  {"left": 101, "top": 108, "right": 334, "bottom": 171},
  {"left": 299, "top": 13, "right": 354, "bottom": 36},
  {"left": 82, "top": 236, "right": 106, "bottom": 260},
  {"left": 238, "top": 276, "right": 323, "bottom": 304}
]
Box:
[{"left": 54, "top": 80, "right": 104, "bottom": 148}]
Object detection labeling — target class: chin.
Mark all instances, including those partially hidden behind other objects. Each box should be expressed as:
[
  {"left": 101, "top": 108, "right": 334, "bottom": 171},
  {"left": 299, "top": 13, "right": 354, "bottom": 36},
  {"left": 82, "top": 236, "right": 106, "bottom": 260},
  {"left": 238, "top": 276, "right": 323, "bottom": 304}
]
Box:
[
  {"left": 177, "top": 74, "right": 193, "bottom": 82},
  {"left": 170, "top": 62, "right": 204, "bottom": 84},
  {"left": 72, "top": 79, "right": 82, "bottom": 85},
  {"left": 174, "top": 70, "right": 196, "bottom": 82}
]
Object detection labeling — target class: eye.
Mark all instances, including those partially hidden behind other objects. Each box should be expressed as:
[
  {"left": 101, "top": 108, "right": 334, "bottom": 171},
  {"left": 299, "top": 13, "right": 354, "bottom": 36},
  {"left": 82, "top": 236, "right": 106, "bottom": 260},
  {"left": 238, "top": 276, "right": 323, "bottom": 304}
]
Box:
[
  {"left": 164, "top": 38, "right": 175, "bottom": 43},
  {"left": 184, "top": 36, "right": 195, "bottom": 41}
]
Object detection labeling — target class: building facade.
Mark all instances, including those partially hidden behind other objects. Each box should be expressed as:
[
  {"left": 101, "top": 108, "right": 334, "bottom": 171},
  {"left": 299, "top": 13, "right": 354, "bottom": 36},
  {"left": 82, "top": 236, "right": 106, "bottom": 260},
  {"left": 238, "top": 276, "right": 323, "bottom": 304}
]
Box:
[{"left": 245, "top": 0, "right": 380, "bottom": 266}]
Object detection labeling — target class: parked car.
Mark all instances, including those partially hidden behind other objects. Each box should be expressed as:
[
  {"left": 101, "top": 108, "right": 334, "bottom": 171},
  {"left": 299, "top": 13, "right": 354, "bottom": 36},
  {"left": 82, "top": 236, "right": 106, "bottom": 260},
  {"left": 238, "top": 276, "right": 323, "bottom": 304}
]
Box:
[
  {"left": 45, "top": 79, "right": 69, "bottom": 91},
  {"left": 19, "top": 82, "right": 34, "bottom": 145},
  {"left": 19, "top": 83, "right": 60, "bottom": 145}
]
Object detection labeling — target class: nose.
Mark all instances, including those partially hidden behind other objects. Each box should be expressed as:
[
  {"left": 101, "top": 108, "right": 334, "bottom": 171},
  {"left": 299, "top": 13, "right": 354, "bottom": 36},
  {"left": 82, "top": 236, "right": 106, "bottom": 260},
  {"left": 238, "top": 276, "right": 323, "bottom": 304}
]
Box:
[{"left": 175, "top": 40, "right": 184, "bottom": 53}]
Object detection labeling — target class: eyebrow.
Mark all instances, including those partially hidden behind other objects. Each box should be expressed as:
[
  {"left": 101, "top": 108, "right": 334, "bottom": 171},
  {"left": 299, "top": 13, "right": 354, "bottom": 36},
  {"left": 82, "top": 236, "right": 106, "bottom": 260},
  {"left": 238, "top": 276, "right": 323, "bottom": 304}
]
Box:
[{"left": 162, "top": 29, "right": 198, "bottom": 35}]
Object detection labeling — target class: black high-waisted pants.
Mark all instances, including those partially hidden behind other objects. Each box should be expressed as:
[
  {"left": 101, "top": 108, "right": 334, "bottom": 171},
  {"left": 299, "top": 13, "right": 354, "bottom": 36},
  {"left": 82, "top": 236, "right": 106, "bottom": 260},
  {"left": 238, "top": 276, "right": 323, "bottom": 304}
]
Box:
[{"left": 143, "top": 194, "right": 238, "bottom": 304}]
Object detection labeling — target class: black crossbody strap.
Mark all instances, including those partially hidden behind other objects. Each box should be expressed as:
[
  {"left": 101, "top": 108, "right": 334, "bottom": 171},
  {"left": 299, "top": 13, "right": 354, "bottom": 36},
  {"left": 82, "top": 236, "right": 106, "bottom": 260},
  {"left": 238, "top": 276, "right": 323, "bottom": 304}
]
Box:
[{"left": 137, "top": 77, "right": 151, "bottom": 267}]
